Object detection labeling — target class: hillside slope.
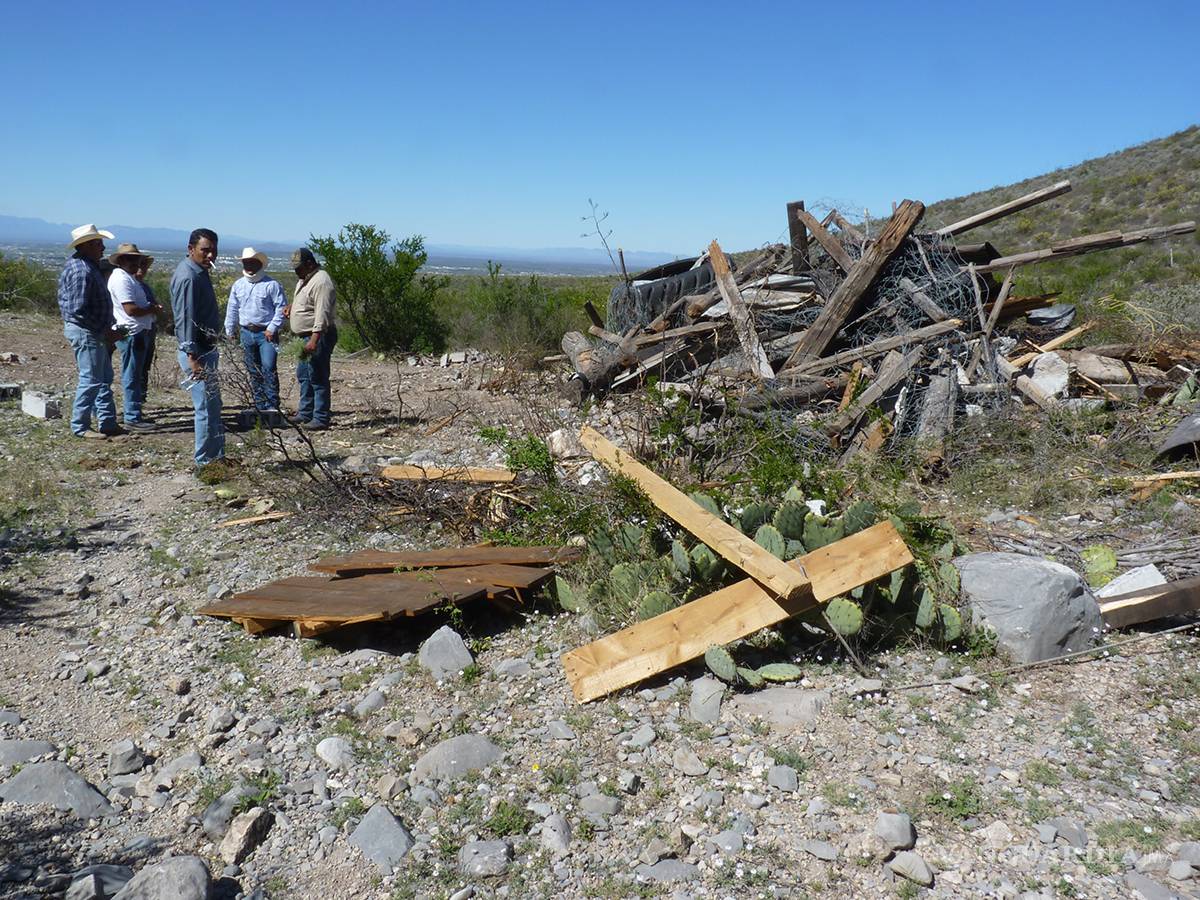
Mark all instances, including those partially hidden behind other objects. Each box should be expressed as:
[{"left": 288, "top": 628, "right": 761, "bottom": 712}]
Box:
[{"left": 925, "top": 125, "right": 1200, "bottom": 335}]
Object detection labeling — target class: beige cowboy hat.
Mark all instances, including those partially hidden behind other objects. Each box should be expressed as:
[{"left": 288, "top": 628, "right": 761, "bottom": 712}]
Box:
[
  {"left": 107, "top": 242, "right": 150, "bottom": 264},
  {"left": 238, "top": 247, "right": 269, "bottom": 267},
  {"left": 69, "top": 223, "right": 115, "bottom": 248}
]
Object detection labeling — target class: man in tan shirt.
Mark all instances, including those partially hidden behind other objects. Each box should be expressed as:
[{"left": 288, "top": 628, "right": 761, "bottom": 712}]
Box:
[{"left": 285, "top": 247, "right": 338, "bottom": 429}]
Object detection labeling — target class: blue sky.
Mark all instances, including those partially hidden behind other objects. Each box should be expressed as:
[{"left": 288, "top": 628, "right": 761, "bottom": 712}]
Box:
[{"left": 2, "top": 0, "right": 1197, "bottom": 254}]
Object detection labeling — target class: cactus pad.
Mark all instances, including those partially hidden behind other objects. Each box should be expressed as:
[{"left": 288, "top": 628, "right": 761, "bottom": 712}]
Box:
[
  {"left": 638, "top": 590, "right": 676, "bottom": 620},
  {"left": 803, "top": 514, "right": 846, "bottom": 550},
  {"left": 609, "top": 562, "right": 641, "bottom": 605},
  {"left": 740, "top": 501, "right": 775, "bottom": 535},
  {"left": 704, "top": 644, "right": 738, "bottom": 683},
  {"left": 843, "top": 499, "right": 879, "bottom": 534},
  {"left": 737, "top": 666, "right": 765, "bottom": 688},
  {"left": 824, "top": 597, "right": 863, "bottom": 636},
  {"left": 754, "top": 523, "right": 786, "bottom": 559},
  {"left": 772, "top": 500, "right": 808, "bottom": 541},
  {"left": 939, "top": 604, "right": 963, "bottom": 642},
  {"left": 554, "top": 576, "right": 580, "bottom": 612},
  {"left": 784, "top": 539, "right": 806, "bottom": 560},
  {"left": 783, "top": 485, "right": 805, "bottom": 504},
  {"left": 690, "top": 543, "right": 725, "bottom": 583},
  {"left": 669, "top": 540, "right": 691, "bottom": 579},
  {"left": 689, "top": 491, "right": 723, "bottom": 519},
  {"left": 914, "top": 587, "right": 936, "bottom": 629},
  {"left": 757, "top": 663, "right": 805, "bottom": 682}
]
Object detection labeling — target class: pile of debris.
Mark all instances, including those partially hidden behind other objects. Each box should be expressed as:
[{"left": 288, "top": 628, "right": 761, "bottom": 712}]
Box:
[{"left": 556, "top": 182, "right": 1198, "bottom": 462}]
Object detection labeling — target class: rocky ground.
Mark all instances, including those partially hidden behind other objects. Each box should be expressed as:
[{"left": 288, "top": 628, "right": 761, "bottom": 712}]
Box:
[{"left": 1, "top": 311, "right": 1199, "bottom": 900}]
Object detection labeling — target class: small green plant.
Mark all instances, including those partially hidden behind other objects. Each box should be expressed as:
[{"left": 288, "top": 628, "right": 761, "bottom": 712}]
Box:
[
  {"left": 460, "top": 663, "right": 483, "bottom": 684},
  {"left": 235, "top": 770, "right": 282, "bottom": 814},
  {"left": 925, "top": 776, "right": 983, "bottom": 820},
  {"left": 1024, "top": 760, "right": 1061, "bottom": 787},
  {"left": 483, "top": 799, "right": 533, "bottom": 837},
  {"left": 480, "top": 426, "right": 555, "bottom": 481},
  {"left": 330, "top": 796, "right": 368, "bottom": 828},
  {"left": 769, "top": 747, "right": 808, "bottom": 772}
]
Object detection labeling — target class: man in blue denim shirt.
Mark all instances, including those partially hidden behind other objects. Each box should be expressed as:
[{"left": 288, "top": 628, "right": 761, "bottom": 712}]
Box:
[
  {"left": 170, "top": 228, "right": 225, "bottom": 468},
  {"left": 58, "top": 224, "right": 122, "bottom": 439},
  {"left": 223, "top": 247, "right": 287, "bottom": 412}
]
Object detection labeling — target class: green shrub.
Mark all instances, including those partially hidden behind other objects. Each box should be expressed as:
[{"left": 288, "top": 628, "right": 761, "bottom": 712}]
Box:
[{"left": 0, "top": 252, "right": 57, "bottom": 312}]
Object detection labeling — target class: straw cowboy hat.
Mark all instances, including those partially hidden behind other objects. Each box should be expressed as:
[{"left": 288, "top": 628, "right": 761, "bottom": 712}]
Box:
[
  {"left": 107, "top": 242, "right": 150, "bottom": 264},
  {"left": 238, "top": 247, "right": 269, "bottom": 267},
  {"left": 68, "top": 224, "right": 115, "bottom": 248}
]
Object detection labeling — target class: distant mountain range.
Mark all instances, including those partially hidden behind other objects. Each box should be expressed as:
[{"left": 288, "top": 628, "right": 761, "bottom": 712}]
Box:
[{"left": 0, "top": 214, "right": 682, "bottom": 276}]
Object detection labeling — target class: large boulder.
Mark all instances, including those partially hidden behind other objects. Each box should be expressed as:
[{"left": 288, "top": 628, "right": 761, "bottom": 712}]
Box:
[
  {"left": 110, "top": 856, "right": 210, "bottom": 900},
  {"left": 954, "top": 552, "right": 1103, "bottom": 663},
  {"left": 0, "top": 739, "right": 57, "bottom": 767},
  {"left": 418, "top": 626, "right": 474, "bottom": 680},
  {"left": 412, "top": 733, "right": 502, "bottom": 783},
  {"left": 0, "top": 761, "right": 113, "bottom": 818}
]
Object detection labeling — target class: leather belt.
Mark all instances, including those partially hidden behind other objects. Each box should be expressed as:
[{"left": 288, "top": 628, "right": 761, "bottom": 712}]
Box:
[{"left": 241, "top": 323, "right": 268, "bottom": 333}]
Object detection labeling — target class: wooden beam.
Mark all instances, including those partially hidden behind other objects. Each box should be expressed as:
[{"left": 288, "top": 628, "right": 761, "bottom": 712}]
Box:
[
  {"left": 936, "top": 180, "right": 1072, "bottom": 237},
  {"left": 996, "top": 356, "right": 1057, "bottom": 409},
  {"left": 825, "top": 347, "right": 924, "bottom": 437},
  {"left": 379, "top": 465, "right": 515, "bottom": 484},
  {"left": 971, "top": 221, "right": 1196, "bottom": 274},
  {"left": 830, "top": 210, "right": 866, "bottom": 244},
  {"left": 561, "top": 521, "right": 913, "bottom": 702},
  {"left": 583, "top": 301, "right": 605, "bottom": 329},
  {"left": 1098, "top": 575, "right": 1200, "bottom": 629},
  {"left": 779, "top": 319, "right": 961, "bottom": 379},
  {"left": 898, "top": 277, "right": 950, "bottom": 322},
  {"left": 786, "top": 201, "right": 810, "bottom": 274},
  {"left": 914, "top": 374, "right": 957, "bottom": 463},
  {"left": 708, "top": 240, "right": 774, "bottom": 380},
  {"left": 682, "top": 244, "right": 788, "bottom": 321},
  {"left": 785, "top": 200, "right": 926, "bottom": 367},
  {"left": 217, "top": 511, "right": 293, "bottom": 529},
  {"left": 793, "top": 206, "right": 853, "bottom": 273},
  {"left": 1007, "top": 323, "right": 1094, "bottom": 367},
  {"left": 578, "top": 427, "right": 810, "bottom": 601}
]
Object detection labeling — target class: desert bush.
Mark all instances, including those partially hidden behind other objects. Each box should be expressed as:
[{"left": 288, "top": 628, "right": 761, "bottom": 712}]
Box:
[{"left": 0, "top": 251, "right": 56, "bottom": 313}]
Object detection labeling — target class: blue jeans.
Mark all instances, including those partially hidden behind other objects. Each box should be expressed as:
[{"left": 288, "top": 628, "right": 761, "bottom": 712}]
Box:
[
  {"left": 176, "top": 348, "right": 225, "bottom": 466},
  {"left": 63, "top": 322, "right": 116, "bottom": 435},
  {"left": 115, "top": 330, "right": 152, "bottom": 423},
  {"left": 296, "top": 327, "right": 337, "bottom": 426},
  {"left": 140, "top": 326, "right": 156, "bottom": 399},
  {"left": 240, "top": 327, "right": 280, "bottom": 410}
]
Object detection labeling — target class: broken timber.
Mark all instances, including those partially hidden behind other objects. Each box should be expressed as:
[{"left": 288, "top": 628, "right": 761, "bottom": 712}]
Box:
[
  {"left": 793, "top": 206, "right": 853, "bottom": 273},
  {"left": 561, "top": 521, "right": 913, "bottom": 702},
  {"left": 311, "top": 544, "right": 581, "bottom": 575},
  {"left": 936, "top": 180, "right": 1072, "bottom": 237},
  {"left": 379, "top": 464, "right": 516, "bottom": 484},
  {"left": 708, "top": 239, "right": 774, "bottom": 379},
  {"left": 579, "top": 427, "right": 810, "bottom": 601},
  {"left": 1098, "top": 575, "right": 1200, "bottom": 629}
]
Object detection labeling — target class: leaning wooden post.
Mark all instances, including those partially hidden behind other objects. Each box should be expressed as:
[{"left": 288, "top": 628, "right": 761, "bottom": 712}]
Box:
[{"left": 786, "top": 200, "right": 810, "bottom": 274}]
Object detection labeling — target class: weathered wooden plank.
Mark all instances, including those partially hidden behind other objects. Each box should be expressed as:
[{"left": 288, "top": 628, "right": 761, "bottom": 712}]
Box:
[
  {"left": 379, "top": 465, "right": 515, "bottom": 484},
  {"left": 971, "top": 221, "right": 1196, "bottom": 274},
  {"left": 936, "top": 180, "right": 1072, "bottom": 237},
  {"left": 1099, "top": 575, "right": 1200, "bottom": 629},
  {"left": 785, "top": 200, "right": 926, "bottom": 367},
  {"left": 898, "top": 277, "right": 950, "bottom": 322},
  {"left": 786, "top": 201, "right": 810, "bottom": 274},
  {"left": 914, "top": 374, "right": 957, "bottom": 462},
  {"left": 682, "top": 244, "right": 788, "bottom": 320},
  {"left": 217, "top": 511, "right": 292, "bottom": 529},
  {"left": 996, "top": 356, "right": 1057, "bottom": 409},
  {"left": 708, "top": 240, "right": 774, "bottom": 380},
  {"left": 1006, "top": 323, "right": 1094, "bottom": 368},
  {"left": 825, "top": 347, "right": 924, "bottom": 437},
  {"left": 561, "top": 521, "right": 913, "bottom": 702},
  {"left": 579, "top": 427, "right": 810, "bottom": 601},
  {"left": 830, "top": 210, "right": 866, "bottom": 244},
  {"left": 793, "top": 206, "right": 853, "bottom": 272},
  {"left": 779, "top": 319, "right": 961, "bottom": 380},
  {"left": 311, "top": 545, "right": 581, "bottom": 575}
]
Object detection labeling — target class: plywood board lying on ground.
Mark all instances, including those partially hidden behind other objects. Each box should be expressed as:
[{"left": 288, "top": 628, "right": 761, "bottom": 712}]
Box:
[
  {"left": 1099, "top": 575, "right": 1200, "bottom": 629},
  {"left": 379, "top": 465, "right": 515, "bottom": 484},
  {"left": 562, "top": 521, "right": 913, "bottom": 702},
  {"left": 311, "top": 545, "right": 581, "bottom": 575}
]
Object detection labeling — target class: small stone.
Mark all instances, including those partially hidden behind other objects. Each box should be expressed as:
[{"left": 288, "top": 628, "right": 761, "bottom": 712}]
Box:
[
  {"left": 689, "top": 676, "right": 724, "bottom": 724},
  {"left": 354, "top": 690, "right": 386, "bottom": 719},
  {"left": 888, "top": 850, "right": 934, "bottom": 886},
  {"left": 580, "top": 795, "right": 622, "bottom": 817},
  {"left": 798, "top": 839, "right": 839, "bottom": 861},
  {"left": 412, "top": 734, "right": 502, "bottom": 783},
  {"left": 0, "top": 739, "right": 56, "bottom": 767},
  {"left": 316, "top": 737, "right": 354, "bottom": 771},
  {"left": 66, "top": 865, "right": 133, "bottom": 900},
  {"left": 1168, "top": 860, "right": 1194, "bottom": 881},
  {"left": 672, "top": 747, "right": 708, "bottom": 777},
  {"left": 0, "top": 762, "right": 113, "bottom": 818},
  {"left": 541, "top": 814, "right": 571, "bottom": 855},
  {"left": 616, "top": 770, "right": 641, "bottom": 794},
  {"left": 458, "top": 840, "right": 512, "bottom": 877},
  {"left": 348, "top": 804, "right": 415, "bottom": 875},
  {"left": 201, "top": 784, "right": 256, "bottom": 840},
  {"left": 1179, "top": 842, "right": 1200, "bottom": 866},
  {"left": 84, "top": 660, "right": 110, "bottom": 678},
  {"left": 626, "top": 723, "right": 656, "bottom": 749},
  {"left": 635, "top": 860, "right": 699, "bottom": 883},
  {"left": 1047, "top": 817, "right": 1088, "bottom": 848},
  {"left": 248, "top": 719, "right": 280, "bottom": 740},
  {"left": 492, "top": 658, "right": 531, "bottom": 678},
  {"left": 1136, "top": 852, "right": 1174, "bottom": 875},
  {"left": 205, "top": 707, "right": 236, "bottom": 734},
  {"left": 1035, "top": 823, "right": 1058, "bottom": 844},
  {"left": 219, "top": 807, "right": 274, "bottom": 865},
  {"left": 169, "top": 676, "right": 191, "bottom": 696},
  {"left": 767, "top": 765, "right": 799, "bottom": 793},
  {"left": 108, "top": 739, "right": 148, "bottom": 776},
  {"left": 376, "top": 774, "right": 404, "bottom": 800},
  {"left": 108, "top": 856, "right": 210, "bottom": 899},
  {"left": 1125, "top": 872, "right": 1183, "bottom": 900},
  {"left": 849, "top": 678, "right": 884, "bottom": 695},
  {"left": 712, "top": 829, "right": 743, "bottom": 854},
  {"left": 875, "top": 812, "right": 916, "bottom": 851},
  {"left": 418, "top": 626, "right": 474, "bottom": 680},
  {"left": 981, "top": 819, "right": 1014, "bottom": 850},
  {"left": 547, "top": 720, "right": 576, "bottom": 741}
]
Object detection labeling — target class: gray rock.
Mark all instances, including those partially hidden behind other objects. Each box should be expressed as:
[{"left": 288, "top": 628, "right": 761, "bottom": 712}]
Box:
[
  {"left": 1176, "top": 841, "right": 1200, "bottom": 866},
  {"left": 111, "top": 856, "right": 210, "bottom": 900},
  {"left": 410, "top": 785, "right": 441, "bottom": 807},
  {"left": 1046, "top": 817, "right": 1088, "bottom": 848},
  {"left": 888, "top": 850, "right": 934, "bottom": 886},
  {"left": 954, "top": 553, "right": 1103, "bottom": 663},
  {"left": 541, "top": 814, "right": 571, "bottom": 855},
  {"left": 1029, "top": 352, "right": 1070, "bottom": 398},
  {"left": 546, "top": 428, "right": 586, "bottom": 459},
  {"left": 672, "top": 746, "right": 708, "bottom": 777},
  {"left": 108, "top": 740, "right": 148, "bottom": 776},
  {"left": 767, "top": 765, "right": 798, "bottom": 793},
  {"left": 1035, "top": 823, "right": 1058, "bottom": 844},
  {"left": 202, "top": 784, "right": 256, "bottom": 840},
  {"left": 626, "top": 723, "right": 656, "bottom": 749},
  {"left": 248, "top": 719, "right": 279, "bottom": 740},
  {"left": 412, "top": 734, "right": 502, "bottom": 783},
  {"left": 492, "top": 658, "right": 531, "bottom": 678},
  {"left": 418, "top": 626, "right": 474, "bottom": 679},
  {"left": 1095, "top": 564, "right": 1167, "bottom": 598},
  {"left": 219, "top": 807, "right": 274, "bottom": 864},
  {"left": 205, "top": 707, "right": 235, "bottom": 734},
  {"left": 875, "top": 811, "right": 916, "bottom": 850},
  {"left": 0, "top": 710, "right": 19, "bottom": 727},
  {"left": 459, "top": 840, "right": 512, "bottom": 877},
  {"left": 1125, "top": 872, "right": 1186, "bottom": 900},
  {"left": 689, "top": 676, "right": 725, "bottom": 724},
  {"left": 1137, "top": 853, "right": 1174, "bottom": 875},
  {"left": 798, "top": 839, "right": 839, "bottom": 861},
  {"left": 348, "top": 804, "right": 415, "bottom": 875},
  {"left": 315, "top": 736, "right": 354, "bottom": 771},
  {"left": 713, "top": 829, "right": 744, "bottom": 854},
  {"left": 0, "top": 739, "right": 57, "bottom": 766},
  {"left": 635, "top": 860, "right": 699, "bottom": 883},
  {"left": 1168, "top": 860, "right": 1193, "bottom": 881},
  {"left": 67, "top": 865, "right": 134, "bottom": 900},
  {"left": 66, "top": 873, "right": 105, "bottom": 900},
  {"left": 728, "top": 688, "right": 829, "bottom": 730},
  {"left": 580, "top": 794, "right": 623, "bottom": 817},
  {"left": 849, "top": 678, "right": 884, "bottom": 695},
  {"left": 617, "top": 770, "right": 640, "bottom": 794},
  {"left": 547, "top": 720, "right": 576, "bottom": 741},
  {"left": 0, "top": 762, "right": 113, "bottom": 818},
  {"left": 354, "top": 690, "right": 386, "bottom": 719}
]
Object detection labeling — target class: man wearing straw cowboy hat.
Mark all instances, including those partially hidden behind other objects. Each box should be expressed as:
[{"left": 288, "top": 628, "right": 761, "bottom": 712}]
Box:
[
  {"left": 58, "top": 224, "right": 122, "bottom": 439},
  {"left": 224, "top": 247, "right": 287, "bottom": 415},
  {"left": 107, "top": 242, "right": 162, "bottom": 431}
]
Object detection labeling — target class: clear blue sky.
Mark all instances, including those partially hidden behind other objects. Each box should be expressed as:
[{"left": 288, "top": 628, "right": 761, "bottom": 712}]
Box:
[{"left": 3, "top": 0, "right": 1197, "bottom": 255}]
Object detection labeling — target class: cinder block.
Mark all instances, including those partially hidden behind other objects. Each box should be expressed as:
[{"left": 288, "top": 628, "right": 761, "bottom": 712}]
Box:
[
  {"left": 21, "top": 390, "right": 61, "bottom": 419},
  {"left": 0, "top": 383, "right": 20, "bottom": 400}
]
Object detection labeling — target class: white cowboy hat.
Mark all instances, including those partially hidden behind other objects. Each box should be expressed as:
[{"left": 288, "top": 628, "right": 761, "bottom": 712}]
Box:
[
  {"left": 69, "top": 224, "right": 115, "bottom": 248},
  {"left": 238, "top": 247, "right": 269, "bottom": 267}
]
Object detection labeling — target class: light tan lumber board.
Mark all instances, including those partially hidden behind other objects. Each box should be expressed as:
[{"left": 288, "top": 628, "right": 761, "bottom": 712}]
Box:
[
  {"left": 217, "top": 511, "right": 293, "bottom": 529},
  {"left": 825, "top": 347, "right": 923, "bottom": 437},
  {"left": 778, "top": 319, "right": 961, "bottom": 379},
  {"left": 936, "top": 180, "right": 1072, "bottom": 237},
  {"left": 708, "top": 240, "right": 774, "bottom": 380},
  {"left": 1127, "top": 470, "right": 1200, "bottom": 486},
  {"left": 578, "top": 427, "right": 810, "bottom": 601},
  {"left": 561, "top": 521, "right": 913, "bottom": 702},
  {"left": 995, "top": 357, "right": 1057, "bottom": 409},
  {"left": 379, "top": 465, "right": 515, "bottom": 484},
  {"left": 291, "top": 613, "right": 385, "bottom": 639},
  {"left": 785, "top": 200, "right": 926, "bottom": 367},
  {"left": 786, "top": 201, "right": 810, "bottom": 273},
  {"left": 1099, "top": 575, "right": 1200, "bottom": 629},
  {"left": 793, "top": 206, "right": 853, "bottom": 272},
  {"left": 1006, "top": 323, "right": 1095, "bottom": 367},
  {"left": 233, "top": 617, "right": 280, "bottom": 635}
]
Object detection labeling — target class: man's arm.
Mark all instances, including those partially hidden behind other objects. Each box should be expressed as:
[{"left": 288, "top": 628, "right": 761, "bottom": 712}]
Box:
[
  {"left": 224, "top": 282, "right": 240, "bottom": 337},
  {"left": 266, "top": 282, "right": 286, "bottom": 337},
  {"left": 171, "top": 272, "right": 201, "bottom": 367}
]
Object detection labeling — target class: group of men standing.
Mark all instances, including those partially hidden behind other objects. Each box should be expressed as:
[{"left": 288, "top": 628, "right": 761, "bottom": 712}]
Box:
[{"left": 56, "top": 223, "right": 338, "bottom": 471}]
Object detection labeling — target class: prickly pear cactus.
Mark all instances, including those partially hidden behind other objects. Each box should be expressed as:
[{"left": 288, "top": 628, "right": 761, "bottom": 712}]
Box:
[
  {"left": 554, "top": 576, "right": 580, "bottom": 612},
  {"left": 757, "top": 662, "right": 805, "bottom": 682},
  {"left": 772, "top": 500, "right": 808, "bottom": 541},
  {"left": 690, "top": 543, "right": 725, "bottom": 584},
  {"left": 785, "top": 539, "right": 806, "bottom": 560},
  {"left": 704, "top": 644, "right": 738, "bottom": 683},
  {"left": 590, "top": 527, "right": 617, "bottom": 566},
  {"left": 938, "top": 561, "right": 961, "bottom": 596},
  {"left": 824, "top": 597, "right": 864, "bottom": 636},
  {"left": 843, "top": 499, "right": 879, "bottom": 535},
  {"left": 609, "top": 562, "right": 641, "bottom": 606},
  {"left": 669, "top": 540, "right": 691, "bottom": 580},
  {"left": 754, "top": 524, "right": 786, "bottom": 559},
  {"left": 783, "top": 485, "right": 805, "bottom": 504},
  {"left": 914, "top": 586, "right": 936, "bottom": 629},
  {"left": 740, "top": 501, "right": 775, "bottom": 535},
  {"left": 737, "top": 666, "right": 765, "bottom": 688},
  {"left": 614, "top": 523, "right": 646, "bottom": 557},
  {"left": 689, "top": 492, "right": 723, "bottom": 519},
  {"left": 939, "top": 604, "right": 963, "bottom": 642},
  {"left": 803, "top": 514, "right": 846, "bottom": 551},
  {"left": 638, "top": 590, "right": 676, "bottom": 620}
]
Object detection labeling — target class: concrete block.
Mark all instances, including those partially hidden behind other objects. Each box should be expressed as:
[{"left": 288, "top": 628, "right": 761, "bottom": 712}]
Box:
[{"left": 21, "top": 390, "right": 61, "bottom": 419}]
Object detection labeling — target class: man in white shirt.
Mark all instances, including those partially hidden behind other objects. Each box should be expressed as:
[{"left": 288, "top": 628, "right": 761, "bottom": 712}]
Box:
[
  {"left": 224, "top": 247, "right": 287, "bottom": 412},
  {"left": 107, "top": 243, "right": 161, "bottom": 430}
]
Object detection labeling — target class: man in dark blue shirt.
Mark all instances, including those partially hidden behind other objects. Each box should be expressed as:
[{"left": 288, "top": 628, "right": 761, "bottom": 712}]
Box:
[
  {"left": 170, "top": 228, "right": 225, "bottom": 468},
  {"left": 58, "top": 223, "right": 121, "bottom": 438}
]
